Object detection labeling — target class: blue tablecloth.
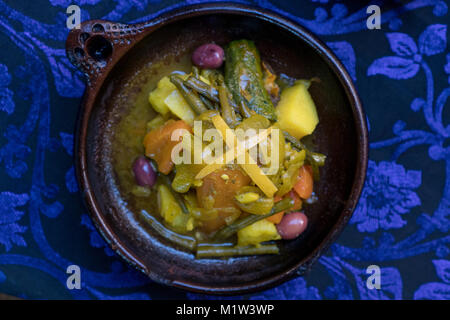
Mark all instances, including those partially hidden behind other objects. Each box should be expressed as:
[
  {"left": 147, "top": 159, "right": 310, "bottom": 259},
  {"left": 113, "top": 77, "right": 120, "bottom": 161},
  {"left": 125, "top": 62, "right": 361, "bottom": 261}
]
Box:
[{"left": 0, "top": 0, "right": 449, "bottom": 300}]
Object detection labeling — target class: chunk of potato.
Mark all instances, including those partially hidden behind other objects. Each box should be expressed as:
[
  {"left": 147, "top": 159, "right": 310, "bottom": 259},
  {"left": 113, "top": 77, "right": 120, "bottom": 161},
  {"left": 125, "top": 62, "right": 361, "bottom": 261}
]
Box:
[
  {"left": 148, "top": 76, "right": 176, "bottom": 115},
  {"left": 237, "top": 219, "right": 281, "bottom": 246},
  {"left": 276, "top": 80, "right": 319, "bottom": 139},
  {"left": 157, "top": 184, "right": 189, "bottom": 232},
  {"left": 164, "top": 90, "right": 195, "bottom": 126}
]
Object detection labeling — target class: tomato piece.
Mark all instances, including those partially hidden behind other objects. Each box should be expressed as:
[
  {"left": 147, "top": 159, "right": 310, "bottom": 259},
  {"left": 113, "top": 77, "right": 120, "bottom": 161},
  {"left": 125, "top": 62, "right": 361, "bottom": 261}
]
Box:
[{"left": 196, "top": 168, "right": 251, "bottom": 233}]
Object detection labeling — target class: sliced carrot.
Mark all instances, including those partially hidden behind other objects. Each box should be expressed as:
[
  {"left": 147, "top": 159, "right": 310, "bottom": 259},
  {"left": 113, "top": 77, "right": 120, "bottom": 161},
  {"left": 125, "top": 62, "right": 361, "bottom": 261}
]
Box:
[
  {"left": 266, "top": 211, "right": 284, "bottom": 224},
  {"left": 293, "top": 165, "right": 314, "bottom": 199},
  {"left": 289, "top": 190, "right": 303, "bottom": 211},
  {"left": 143, "top": 120, "right": 192, "bottom": 174},
  {"left": 267, "top": 191, "right": 302, "bottom": 224},
  {"left": 267, "top": 195, "right": 284, "bottom": 224}
]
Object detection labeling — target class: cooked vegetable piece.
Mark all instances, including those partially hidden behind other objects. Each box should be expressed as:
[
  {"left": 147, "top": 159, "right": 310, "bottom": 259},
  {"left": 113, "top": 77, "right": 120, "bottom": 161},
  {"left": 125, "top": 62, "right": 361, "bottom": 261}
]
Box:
[
  {"left": 218, "top": 84, "right": 239, "bottom": 128},
  {"left": 235, "top": 186, "right": 274, "bottom": 215},
  {"left": 157, "top": 184, "right": 191, "bottom": 233},
  {"left": 131, "top": 185, "right": 151, "bottom": 197},
  {"left": 276, "top": 149, "right": 306, "bottom": 197},
  {"left": 237, "top": 219, "right": 281, "bottom": 246},
  {"left": 159, "top": 173, "right": 190, "bottom": 215},
  {"left": 196, "top": 168, "right": 251, "bottom": 233},
  {"left": 147, "top": 115, "right": 166, "bottom": 131},
  {"left": 214, "top": 197, "right": 294, "bottom": 241},
  {"left": 170, "top": 75, "right": 208, "bottom": 115},
  {"left": 143, "top": 120, "right": 192, "bottom": 174},
  {"left": 196, "top": 244, "right": 279, "bottom": 258},
  {"left": 192, "top": 66, "right": 200, "bottom": 77},
  {"left": 164, "top": 90, "right": 195, "bottom": 125},
  {"left": 236, "top": 114, "right": 270, "bottom": 131},
  {"left": 235, "top": 191, "right": 260, "bottom": 204},
  {"left": 276, "top": 211, "right": 308, "bottom": 240},
  {"left": 172, "top": 164, "right": 204, "bottom": 193},
  {"left": 266, "top": 191, "right": 301, "bottom": 224},
  {"left": 225, "top": 40, "right": 276, "bottom": 121},
  {"left": 140, "top": 210, "right": 196, "bottom": 251},
  {"left": 266, "top": 212, "right": 283, "bottom": 225},
  {"left": 276, "top": 80, "right": 319, "bottom": 139},
  {"left": 262, "top": 61, "right": 280, "bottom": 101},
  {"left": 289, "top": 190, "right": 303, "bottom": 211},
  {"left": 212, "top": 115, "right": 278, "bottom": 198},
  {"left": 293, "top": 165, "right": 314, "bottom": 199},
  {"left": 148, "top": 76, "right": 175, "bottom": 115},
  {"left": 282, "top": 130, "right": 326, "bottom": 181},
  {"left": 198, "top": 95, "right": 217, "bottom": 110},
  {"left": 184, "top": 76, "right": 219, "bottom": 103}
]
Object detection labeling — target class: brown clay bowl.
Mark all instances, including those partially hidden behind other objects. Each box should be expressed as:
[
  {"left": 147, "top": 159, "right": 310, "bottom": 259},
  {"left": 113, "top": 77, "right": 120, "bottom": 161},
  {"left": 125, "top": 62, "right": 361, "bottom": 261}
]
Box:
[{"left": 66, "top": 3, "right": 368, "bottom": 294}]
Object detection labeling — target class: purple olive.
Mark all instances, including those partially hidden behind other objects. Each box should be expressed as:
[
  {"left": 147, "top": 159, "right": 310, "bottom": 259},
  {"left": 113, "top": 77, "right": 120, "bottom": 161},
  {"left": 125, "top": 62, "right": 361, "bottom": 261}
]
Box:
[
  {"left": 192, "top": 43, "right": 224, "bottom": 69},
  {"left": 132, "top": 156, "right": 156, "bottom": 187},
  {"left": 276, "top": 212, "right": 308, "bottom": 240}
]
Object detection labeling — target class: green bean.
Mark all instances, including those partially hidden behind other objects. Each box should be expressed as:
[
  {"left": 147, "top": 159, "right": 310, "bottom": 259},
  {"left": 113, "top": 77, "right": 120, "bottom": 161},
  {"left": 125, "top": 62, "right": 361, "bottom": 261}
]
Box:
[
  {"left": 197, "top": 241, "right": 234, "bottom": 247},
  {"left": 308, "top": 151, "right": 326, "bottom": 167},
  {"left": 140, "top": 210, "right": 197, "bottom": 251},
  {"left": 218, "top": 84, "right": 239, "bottom": 128},
  {"left": 196, "top": 244, "right": 279, "bottom": 258},
  {"left": 184, "top": 76, "right": 220, "bottom": 103},
  {"left": 283, "top": 130, "right": 326, "bottom": 180},
  {"left": 238, "top": 100, "right": 253, "bottom": 118},
  {"left": 170, "top": 75, "right": 208, "bottom": 115},
  {"left": 192, "top": 66, "right": 200, "bottom": 78},
  {"left": 199, "top": 94, "right": 217, "bottom": 110},
  {"left": 213, "top": 72, "right": 250, "bottom": 119},
  {"left": 283, "top": 130, "right": 306, "bottom": 150},
  {"left": 159, "top": 172, "right": 190, "bottom": 215},
  {"left": 202, "top": 69, "right": 222, "bottom": 86},
  {"left": 283, "top": 131, "right": 325, "bottom": 163},
  {"left": 213, "top": 197, "right": 294, "bottom": 241}
]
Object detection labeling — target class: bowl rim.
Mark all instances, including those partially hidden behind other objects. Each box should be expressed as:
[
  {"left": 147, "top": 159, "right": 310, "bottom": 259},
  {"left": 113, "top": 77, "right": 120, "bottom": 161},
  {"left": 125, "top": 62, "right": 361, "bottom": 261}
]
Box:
[{"left": 70, "top": 2, "right": 368, "bottom": 294}]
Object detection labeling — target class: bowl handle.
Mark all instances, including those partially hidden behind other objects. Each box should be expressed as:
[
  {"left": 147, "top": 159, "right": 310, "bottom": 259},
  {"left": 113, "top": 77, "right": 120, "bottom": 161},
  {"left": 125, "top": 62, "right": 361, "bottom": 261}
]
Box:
[{"left": 65, "top": 20, "right": 148, "bottom": 86}]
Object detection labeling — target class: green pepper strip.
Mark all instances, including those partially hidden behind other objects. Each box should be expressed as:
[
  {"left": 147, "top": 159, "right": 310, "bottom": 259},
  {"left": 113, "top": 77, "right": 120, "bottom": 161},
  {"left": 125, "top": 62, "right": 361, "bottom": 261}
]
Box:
[
  {"left": 213, "top": 197, "right": 294, "bottom": 241},
  {"left": 170, "top": 75, "right": 208, "bottom": 115},
  {"left": 196, "top": 244, "right": 279, "bottom": 258},
  {"left": 140, "top": 210, "right": 197, "bottom": 251}
]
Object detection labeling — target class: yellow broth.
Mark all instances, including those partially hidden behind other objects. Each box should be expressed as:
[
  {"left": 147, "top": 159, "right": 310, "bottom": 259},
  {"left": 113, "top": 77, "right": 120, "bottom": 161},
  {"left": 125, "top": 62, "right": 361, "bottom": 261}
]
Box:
[{"left": 111, "top": 53, "right": 193, "bottom": 234}]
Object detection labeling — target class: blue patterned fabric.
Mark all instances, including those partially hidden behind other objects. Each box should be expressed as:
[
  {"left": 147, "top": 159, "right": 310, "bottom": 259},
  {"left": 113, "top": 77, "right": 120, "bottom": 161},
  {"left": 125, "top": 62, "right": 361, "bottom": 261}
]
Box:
[{"left": 0, "top": 0, "right": 449, "bottom": 300}]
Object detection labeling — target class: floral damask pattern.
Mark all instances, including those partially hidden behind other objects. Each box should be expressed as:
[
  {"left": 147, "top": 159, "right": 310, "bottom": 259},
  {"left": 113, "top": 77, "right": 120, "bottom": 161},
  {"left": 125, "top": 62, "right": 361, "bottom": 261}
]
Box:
[
  {"left": 0, "top": 64, "right": 14, "bottom": 115},
  {"left": 0, "top": 192, "right": 28, "bottom": 252},
  {"left": 0, "top": 0, "right": 448, "bottom": 299},
  {"left": 351, "top": 161, "right": 422, "bottom": 233}
]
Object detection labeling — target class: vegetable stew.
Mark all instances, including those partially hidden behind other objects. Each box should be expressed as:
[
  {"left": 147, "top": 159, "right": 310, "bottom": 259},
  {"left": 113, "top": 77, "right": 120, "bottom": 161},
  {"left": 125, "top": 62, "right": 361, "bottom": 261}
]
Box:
[{"left": 113, "top": 40, "right": 326, "bottom": 258}]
